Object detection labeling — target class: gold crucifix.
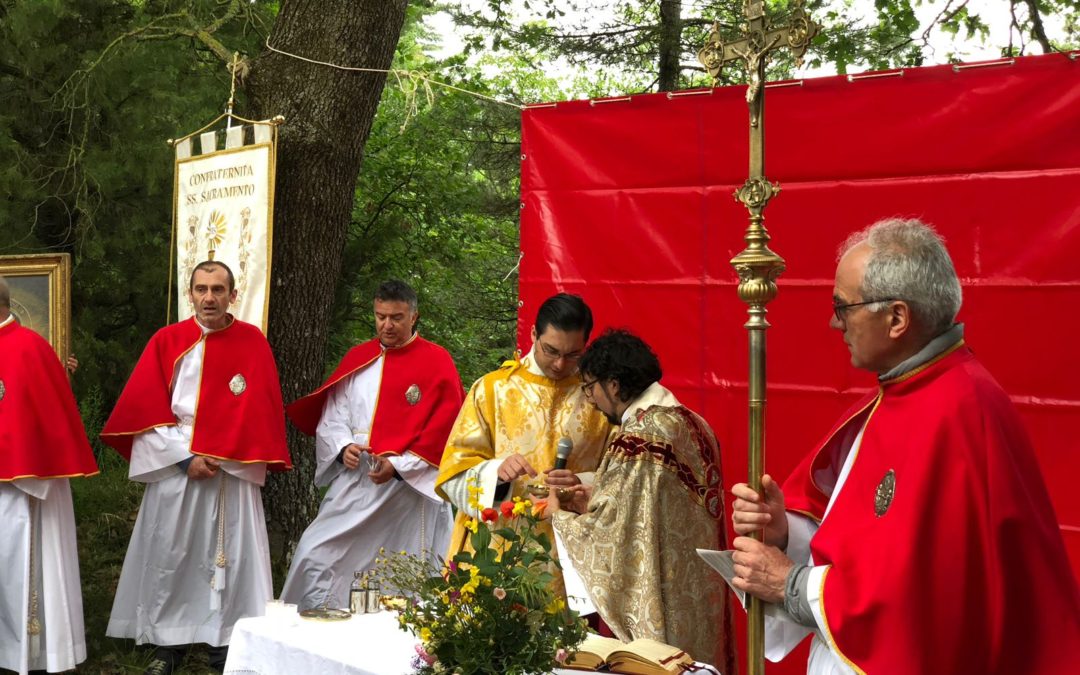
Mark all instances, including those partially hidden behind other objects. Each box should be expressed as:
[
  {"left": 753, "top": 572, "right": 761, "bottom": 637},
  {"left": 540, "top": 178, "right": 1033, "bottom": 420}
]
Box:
[{"left": 698, "top": 3, "right": 820, "bottom": 675}]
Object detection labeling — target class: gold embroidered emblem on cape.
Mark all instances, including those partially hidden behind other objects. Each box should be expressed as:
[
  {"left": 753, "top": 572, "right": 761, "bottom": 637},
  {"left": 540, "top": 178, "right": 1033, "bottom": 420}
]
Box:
[
  {"left": 0, "top": 379, "right": 5, "bottom": 402},
  {"left": 229, "top": 374, "right": 247, "bottom": 396},
  {"left": 405, "top": 384, "right": 421, "bottom": 405},
  {"left": 875, "top": 469, "right": 896, "bottom": 517}
]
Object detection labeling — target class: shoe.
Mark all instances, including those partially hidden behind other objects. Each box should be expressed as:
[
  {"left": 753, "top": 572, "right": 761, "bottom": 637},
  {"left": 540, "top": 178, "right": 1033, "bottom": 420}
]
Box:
[
  {"left": 144, "top": 646, "right": 186, "bottom": 675},
  {"left": 207, "top": 644, "right": 229, "bottom": 672},
  {"left": 143, "top": 658, "right": 174, "bottom": 675}
]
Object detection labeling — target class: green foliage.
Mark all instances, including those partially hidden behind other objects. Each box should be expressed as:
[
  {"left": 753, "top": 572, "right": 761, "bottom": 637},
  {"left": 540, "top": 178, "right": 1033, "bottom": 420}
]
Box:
[
  {"left": 324, "top": 6, "right": 526, "bottom": 385},
  {"left": 379, "top": 495, "right": 588, "bottom": 675},
  {"left": 441, "top": 0, "right": 1078, "bottom": 93},
  {"left": 0, "top": 0, "right": 275, "bottom": 422}
]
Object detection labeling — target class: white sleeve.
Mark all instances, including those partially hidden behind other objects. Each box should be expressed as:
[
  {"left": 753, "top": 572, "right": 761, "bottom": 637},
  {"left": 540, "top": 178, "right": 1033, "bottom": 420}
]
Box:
[
  {"left": 386, "top": 453, "right": 442, "bottom": 502},
  {"left": 219, "top": 460, "right": 268, "bottom": 486},
  {"left": 440, "top": 460, "right": 502, "bottom": 518},
  {"left": 314, "top": 382, "right": 355, "bottom": 487},
  {"left": 128, "top": 426, "right": 190, "bottom": 483},
  {"left": 785, "top": 511, "right": 819, "bottom": 565},
  {"left": 761, "top": 512, "right": 822, "bottom": 662},
  {"left": 11, "top": 477, "right": 53, "bottom": 500}
]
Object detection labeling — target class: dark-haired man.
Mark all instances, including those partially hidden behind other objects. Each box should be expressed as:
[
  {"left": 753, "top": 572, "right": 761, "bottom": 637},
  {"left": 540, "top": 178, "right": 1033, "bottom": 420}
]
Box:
[
  {"left": 282, "top": 280, "right": 463, "bottom": 609},
  {"left": 102, "top": 261, "right": 292, "bottom": 675},
  {"left": 548, "top": 329, "right": 735, "bottom": 673},
  {"left": 0, "top": 275, "right": 98, "bottom": 675},
  {"left": 435, "top": 293, "right": 610, "bottom": 583}
]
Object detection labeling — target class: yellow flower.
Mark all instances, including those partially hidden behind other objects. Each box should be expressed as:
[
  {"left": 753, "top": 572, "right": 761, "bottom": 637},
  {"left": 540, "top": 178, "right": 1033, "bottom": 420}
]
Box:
[
  {"left": 460, "top": 565, "right": 482, "bottom": 598},
  {"left": 419, "top": 627, "right": 432, "bottom": 643},
  {"left": 466, "top": 477, "right": 484, "bottom": 511},
  {"left": 544, "top": 597, "right": 566, "bottom": 615},
  {"left": 464, "top": 518, "right": 479, "bottom": 533},
  {"left": 512, "top": 499, "right": 531, "bottom": 516}
]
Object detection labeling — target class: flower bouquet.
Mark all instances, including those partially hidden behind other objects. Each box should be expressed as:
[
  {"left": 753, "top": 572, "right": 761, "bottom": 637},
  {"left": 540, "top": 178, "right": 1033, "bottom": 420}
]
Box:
[{"left": 378, "top": 486, "right": 588, "bottom": 675}]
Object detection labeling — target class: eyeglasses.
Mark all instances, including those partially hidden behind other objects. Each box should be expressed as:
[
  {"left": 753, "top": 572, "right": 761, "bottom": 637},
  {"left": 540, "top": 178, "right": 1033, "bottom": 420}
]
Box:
[
  {"left": 580, "top": 378, "right": 599, "bottom": 396},
  {"left": 832, "top": 298, "right": 897, "bottom": 323},
  {"left": 540, "top": 341, "right": 583, "bottom": 362}
]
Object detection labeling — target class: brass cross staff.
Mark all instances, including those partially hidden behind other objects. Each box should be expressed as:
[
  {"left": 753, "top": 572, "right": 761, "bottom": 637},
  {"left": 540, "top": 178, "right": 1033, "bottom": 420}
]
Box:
[{"left": 697, "top": 2, "right": 819, "bottom": 675}]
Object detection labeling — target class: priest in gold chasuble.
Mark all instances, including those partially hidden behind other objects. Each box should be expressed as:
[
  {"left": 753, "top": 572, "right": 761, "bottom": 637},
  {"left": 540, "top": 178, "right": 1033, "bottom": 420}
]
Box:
[
  {"left": 435, "top": 294, "right": 611, "bottom": 587},
  {"left": 549, "top": 329, "right": 735, "bottom": 675}
]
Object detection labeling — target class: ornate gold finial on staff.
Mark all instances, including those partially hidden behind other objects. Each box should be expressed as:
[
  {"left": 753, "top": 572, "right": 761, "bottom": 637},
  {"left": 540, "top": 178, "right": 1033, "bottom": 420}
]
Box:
[{"left": 698, "top": 3, "right": 820, "bottom": 675}]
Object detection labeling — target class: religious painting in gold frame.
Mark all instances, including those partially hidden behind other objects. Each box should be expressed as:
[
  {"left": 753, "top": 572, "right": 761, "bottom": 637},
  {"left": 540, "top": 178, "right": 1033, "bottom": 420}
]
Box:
[{"left": 0, "top": 253, "right": 72, "bottom": 362}]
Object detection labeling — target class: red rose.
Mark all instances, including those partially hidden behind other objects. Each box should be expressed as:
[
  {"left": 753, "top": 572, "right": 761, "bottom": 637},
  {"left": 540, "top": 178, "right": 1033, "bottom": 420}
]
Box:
[
  {"left": 481, "top": 507, "right": 498, "bottom": 522},
  {"left": 499, "top": 501, "right": 516, "bottom": 518}
]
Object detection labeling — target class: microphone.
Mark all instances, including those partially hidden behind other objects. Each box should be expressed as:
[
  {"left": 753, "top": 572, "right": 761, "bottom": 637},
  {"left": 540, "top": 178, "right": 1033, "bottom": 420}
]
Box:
[{"left": 553, "top": 437, "right": 573, "bottom": 471}]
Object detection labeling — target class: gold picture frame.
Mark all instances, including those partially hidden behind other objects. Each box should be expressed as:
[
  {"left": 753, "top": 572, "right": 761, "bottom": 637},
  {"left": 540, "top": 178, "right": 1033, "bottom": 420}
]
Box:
[{"left": 0, "top": 253, "right": 72, "bottom": 362}]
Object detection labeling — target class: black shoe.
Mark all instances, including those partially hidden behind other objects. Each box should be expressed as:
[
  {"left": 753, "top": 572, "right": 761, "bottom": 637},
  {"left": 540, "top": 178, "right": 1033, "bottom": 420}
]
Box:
[
  {"left": 144, "top": 646, "right": 186, "bottom": 675},
  {"left": 207, "top": 644, "right": 229, "bottom": 672}
]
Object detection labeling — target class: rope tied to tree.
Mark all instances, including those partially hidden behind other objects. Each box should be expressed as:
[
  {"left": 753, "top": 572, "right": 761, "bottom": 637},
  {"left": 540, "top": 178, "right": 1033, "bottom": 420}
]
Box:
[{"left": 263, "top": 37, "right": 525, "bottom": 113}]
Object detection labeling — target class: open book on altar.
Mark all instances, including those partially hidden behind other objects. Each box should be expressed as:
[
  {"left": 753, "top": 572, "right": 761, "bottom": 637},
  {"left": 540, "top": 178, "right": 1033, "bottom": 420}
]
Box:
[{"left": 565, "top": 635, "right": 695, "bottom": 674}]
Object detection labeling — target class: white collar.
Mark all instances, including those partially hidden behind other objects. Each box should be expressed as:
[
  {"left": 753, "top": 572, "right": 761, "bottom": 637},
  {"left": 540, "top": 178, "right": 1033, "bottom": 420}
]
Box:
[
  {"left": 621, "top": 381, "right": 680, "bottom": 425},
  {"left": 0, "top": 313, "right": 14, "bottom": 329}
]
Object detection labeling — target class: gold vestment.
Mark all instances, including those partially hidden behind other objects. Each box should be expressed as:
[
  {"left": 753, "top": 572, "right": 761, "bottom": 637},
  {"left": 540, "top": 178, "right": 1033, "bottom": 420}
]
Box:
[
  {"left": 435, "top": 356, "right": 611, "bottom": 574},
  {"left": 551, "top": 384, "right": 735, "bottom": 674}
]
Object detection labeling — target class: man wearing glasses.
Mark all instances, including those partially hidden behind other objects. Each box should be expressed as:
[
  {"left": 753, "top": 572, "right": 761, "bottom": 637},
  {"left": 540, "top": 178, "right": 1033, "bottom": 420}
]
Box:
[
  {"left": 547, "top": 328, "right": 736, "bottom": 675},
  {"left": 436, "top": 293, "right": 610, "bottom": 580},
  {"left": 729, "top": 218, "right": 1078, "bottom": 674}
]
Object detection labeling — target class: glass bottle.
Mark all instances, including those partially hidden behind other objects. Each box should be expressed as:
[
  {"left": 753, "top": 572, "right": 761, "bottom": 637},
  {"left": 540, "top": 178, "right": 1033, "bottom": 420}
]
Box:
[
  {"left": 350, "top": 571, "right": 366, "bottom": 614},
  {"left": 365, "top": 570, "right": 381, "bottom": 613}
]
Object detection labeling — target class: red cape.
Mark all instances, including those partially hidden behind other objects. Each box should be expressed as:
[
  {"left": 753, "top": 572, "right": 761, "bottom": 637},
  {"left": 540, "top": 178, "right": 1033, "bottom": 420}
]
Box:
[
  {"left": 286, "top": 334, "right": 463, "bottom": 466},
  {"left": 784, "top": 343, "right": 1080, "bottom": 673},
  {"left": 101, "top": 317, "right": 291, "bottom": 470},
  {"left": 0, "top": 320, "right": 98, "bottom": 480}
]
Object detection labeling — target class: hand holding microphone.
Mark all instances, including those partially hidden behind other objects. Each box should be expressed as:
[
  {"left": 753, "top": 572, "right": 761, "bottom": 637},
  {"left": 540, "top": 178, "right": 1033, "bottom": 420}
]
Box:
[{"left": 544, "top": 437, "right": 581, "bottom": 488}]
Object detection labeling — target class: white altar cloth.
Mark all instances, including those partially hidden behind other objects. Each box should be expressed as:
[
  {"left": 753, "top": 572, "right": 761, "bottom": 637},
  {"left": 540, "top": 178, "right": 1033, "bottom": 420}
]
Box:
[
  {"left": 223, "top": 611, "right": 416, "bottom": 675},
  {"left": 223, "top": 610, "right": 588, "bottom": 675}
]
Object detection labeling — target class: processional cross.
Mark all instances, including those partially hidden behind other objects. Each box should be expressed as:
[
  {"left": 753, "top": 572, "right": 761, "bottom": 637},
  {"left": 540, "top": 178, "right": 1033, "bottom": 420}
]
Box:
[{"left": 697, "top": 2, "right": 819, "bottom": 675}]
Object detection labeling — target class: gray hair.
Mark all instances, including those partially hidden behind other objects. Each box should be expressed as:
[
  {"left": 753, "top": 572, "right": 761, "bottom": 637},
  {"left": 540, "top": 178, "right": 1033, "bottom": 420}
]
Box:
[
  {"left": 0, "top": 275, "right": 9, "bottom": 309},
  {"left": 840, "top": 218, "right": 962, "bottom": 337},
  {"left": 374, "top": 279, "right": 418, "bottom": 313}
]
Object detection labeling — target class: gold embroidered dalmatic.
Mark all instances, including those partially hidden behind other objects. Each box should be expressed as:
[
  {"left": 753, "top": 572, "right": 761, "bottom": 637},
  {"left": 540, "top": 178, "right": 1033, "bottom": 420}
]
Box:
[
  {"left": 551, "top": 387, "right": 735, "bottom": 674},
  {"left": 435, "top": 356, "right": 611, "bottom": 579}
]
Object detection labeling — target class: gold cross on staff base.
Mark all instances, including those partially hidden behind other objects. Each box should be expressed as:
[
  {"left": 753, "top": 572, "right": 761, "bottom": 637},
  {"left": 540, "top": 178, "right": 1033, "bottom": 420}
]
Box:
[{"left": 698, "top": 0, "right": 819, "bottom": 120}]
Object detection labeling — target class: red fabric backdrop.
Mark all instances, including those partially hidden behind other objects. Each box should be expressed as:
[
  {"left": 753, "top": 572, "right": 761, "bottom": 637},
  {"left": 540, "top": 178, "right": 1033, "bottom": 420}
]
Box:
[{"left": 518, "top": 53, "right": 1080, "bottom": 674}]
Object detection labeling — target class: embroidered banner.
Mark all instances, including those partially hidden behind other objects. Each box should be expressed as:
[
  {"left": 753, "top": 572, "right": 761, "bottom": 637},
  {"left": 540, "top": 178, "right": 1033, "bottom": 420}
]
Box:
[{"left": 173, "top": 121, "right": 277, "bottom": 331}]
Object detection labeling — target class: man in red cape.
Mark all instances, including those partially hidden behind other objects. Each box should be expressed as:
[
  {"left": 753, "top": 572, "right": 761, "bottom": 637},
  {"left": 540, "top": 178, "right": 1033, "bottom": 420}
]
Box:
[
  {"left": 0, "top": 274, "right": 97, "bottom": 675},
  {"left": 281, "top": 279, "right": 462, "bottom": 609},
  {"left": 730, "top": 218, "right": 1079, "bottom": 674},
  {"left": 101, "top": 261, "right": 291, "bottom": 675}
]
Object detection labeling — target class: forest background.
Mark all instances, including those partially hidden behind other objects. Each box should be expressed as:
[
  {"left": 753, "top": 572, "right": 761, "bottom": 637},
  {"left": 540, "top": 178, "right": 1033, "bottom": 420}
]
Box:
[{"left": 1, "top": 0, "right": 1075, "bottom": 672}]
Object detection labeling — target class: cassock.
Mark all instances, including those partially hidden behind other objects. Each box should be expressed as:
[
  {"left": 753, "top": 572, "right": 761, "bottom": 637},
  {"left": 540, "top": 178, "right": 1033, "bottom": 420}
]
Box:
[
  {"left": 281, "top": 333, "right": 462, "bottom": 609},
  {"left": 0, "top": 315, "right": 98, "bottom": 675},
  {"left": 771, "top": 328, "right": 1080, "bottom": 674},
  {"left": 101, "top": 316, "right": 291, "bottom": 647},
  {"left": 551, "top": 382, "right": 735, "bottom": 674},
  {"left": 434, "top": 349, "right": 611, "bottom": 589}
]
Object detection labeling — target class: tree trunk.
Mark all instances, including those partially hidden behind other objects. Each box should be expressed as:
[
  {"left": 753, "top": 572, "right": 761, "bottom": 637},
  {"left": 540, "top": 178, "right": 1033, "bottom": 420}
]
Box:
[
  {"left": 242, "top": 0, "right": 408, "bottom": 581},
  {"left": 657, "top": 0, "right": 683, "bottom": 91}
]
